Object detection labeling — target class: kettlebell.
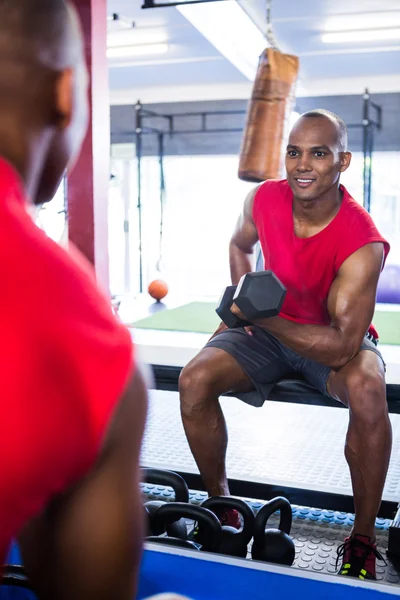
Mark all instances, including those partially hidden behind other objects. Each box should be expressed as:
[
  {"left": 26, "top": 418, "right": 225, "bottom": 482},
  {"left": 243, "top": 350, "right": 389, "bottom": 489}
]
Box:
[
  {"left": 151, "top": 502, "right": 222, "bottom": 553},
  {"left": 251, "top": 496, "right": 295, "bottom": 566},
  {"left": 201, "top": 496, "right": 254, "bottom": 557},
  {"left": 141, "top": 468, "right": 189, "bottom": 540}
]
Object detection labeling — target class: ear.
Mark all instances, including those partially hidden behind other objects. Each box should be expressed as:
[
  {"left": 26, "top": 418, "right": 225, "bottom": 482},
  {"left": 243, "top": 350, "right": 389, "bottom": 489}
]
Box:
[
  {"left": 339, "top": 151, "right": 352, "bottom": 173},
  {"left": 54, "top": 68, "right": 74, "bottom": 129}
]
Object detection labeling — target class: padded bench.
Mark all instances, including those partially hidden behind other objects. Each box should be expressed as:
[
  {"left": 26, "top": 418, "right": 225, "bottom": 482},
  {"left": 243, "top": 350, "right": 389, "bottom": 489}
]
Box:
[
  {"left": 151, "top": 364, "right": 400, "bottom": 413},
  {"left": 265, "top": 376, "right": 400, "bottom": 411}
]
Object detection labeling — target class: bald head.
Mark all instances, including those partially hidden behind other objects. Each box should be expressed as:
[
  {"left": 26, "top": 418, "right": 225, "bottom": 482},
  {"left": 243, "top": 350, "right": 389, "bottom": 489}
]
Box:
[
  {"left": 286, "top": 108, "right": 352, "bottom": 203},
  {"left": 0, "top": 0, "right": 88, "bottom": 205},
  {"left": 299, "top": 109, "right": 348, "bottom": 152},
  {"left": 0, "top": 0, "right": 81, "bottom": 71}
]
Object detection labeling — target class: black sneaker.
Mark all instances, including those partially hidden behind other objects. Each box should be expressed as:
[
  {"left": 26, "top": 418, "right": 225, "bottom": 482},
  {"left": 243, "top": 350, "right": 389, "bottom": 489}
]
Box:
[{"left": 336, "top": 534, "right": 386, "bottom": 580}]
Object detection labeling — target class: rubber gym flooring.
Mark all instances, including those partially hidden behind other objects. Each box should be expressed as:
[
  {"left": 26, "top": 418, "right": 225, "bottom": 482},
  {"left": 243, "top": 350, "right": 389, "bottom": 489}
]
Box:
[
  {"left": 142, "top": 391, "right": 400, "bottom": 503},
  {"left": 142, "top": 390, "right": 400, "bottom": 587},
  {"left": 131, "top": 301, "right": 400, "bottom": 345}
]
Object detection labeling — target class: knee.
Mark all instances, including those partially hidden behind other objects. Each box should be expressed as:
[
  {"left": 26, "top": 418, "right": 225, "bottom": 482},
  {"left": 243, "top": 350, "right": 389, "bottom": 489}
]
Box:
[
  {"left": 179, "top": 361, "right": 214, "bottom": 416},
  {"left": 345, "top": 369, "right": 387, "bottom": 422}
]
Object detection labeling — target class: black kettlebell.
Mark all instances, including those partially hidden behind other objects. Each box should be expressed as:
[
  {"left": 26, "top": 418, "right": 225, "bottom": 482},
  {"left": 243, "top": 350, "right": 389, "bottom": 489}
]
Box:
[
  {"left": 151, "top": 502, "right": 222, "bottom": 553},
  {"left": 201, "top": 496, "right": 254, "bottom": 557},
  {"left": 251, "top": 496, "right": 295, "bottom": 566},
  {"left": 141, "top": 468, "right": 189, "bottom": 540}
]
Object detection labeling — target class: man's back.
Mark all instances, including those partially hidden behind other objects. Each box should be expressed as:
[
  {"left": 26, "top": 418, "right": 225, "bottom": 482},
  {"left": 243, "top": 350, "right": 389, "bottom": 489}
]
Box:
[
  {"left": 0, "top": 158, "right": 148, "bottom": 599},
  {"left": 0, "top": 1, "right": 151, "bottom": 597}
]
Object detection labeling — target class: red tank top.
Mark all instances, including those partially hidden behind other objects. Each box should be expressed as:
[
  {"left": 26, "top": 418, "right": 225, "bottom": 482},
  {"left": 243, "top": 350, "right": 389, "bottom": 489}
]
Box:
[
  {"left": 253, "top": 180, "right": 390, "bottom": 338},
  {"left": 0, "top": 158, "right": 134, "bottom": 563}
]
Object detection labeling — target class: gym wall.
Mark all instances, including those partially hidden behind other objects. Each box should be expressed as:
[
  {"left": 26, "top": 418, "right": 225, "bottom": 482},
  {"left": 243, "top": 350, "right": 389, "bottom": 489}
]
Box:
[{"left": 110, "top": 93, "right": 400, "bottom": 156}]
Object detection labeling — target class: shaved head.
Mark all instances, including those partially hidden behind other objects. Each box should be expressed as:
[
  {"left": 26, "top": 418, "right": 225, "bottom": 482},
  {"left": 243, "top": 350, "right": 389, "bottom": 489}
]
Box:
[
  {"left": 300, "top": 109, "right": 348, "bottom": 152},
  {"left": 286, "top": 108, "right": 352, "bottom": 203},
  {"left": 0, "top": 0, "right": 80, "bottom": 70},
  {"left": 0, "top": 0, "right": 88, "bottom": 205}
]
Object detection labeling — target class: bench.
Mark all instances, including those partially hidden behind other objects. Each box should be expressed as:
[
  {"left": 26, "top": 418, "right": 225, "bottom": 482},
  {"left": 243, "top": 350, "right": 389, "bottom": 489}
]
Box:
[{"left": 152, "top": 364, "right": 400, "bottom": 413}]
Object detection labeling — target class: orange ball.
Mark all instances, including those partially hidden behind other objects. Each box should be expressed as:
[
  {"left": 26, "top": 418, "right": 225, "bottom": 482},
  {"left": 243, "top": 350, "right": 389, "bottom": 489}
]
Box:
[{"left": 148, "top": 279, "right": 168, "bottom": 302}]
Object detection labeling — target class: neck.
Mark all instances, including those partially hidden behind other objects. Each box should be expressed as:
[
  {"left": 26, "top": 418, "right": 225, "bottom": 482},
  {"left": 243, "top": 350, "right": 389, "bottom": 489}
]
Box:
[{"left": 292, "top": 183, "right": 343, "bottom": 225}]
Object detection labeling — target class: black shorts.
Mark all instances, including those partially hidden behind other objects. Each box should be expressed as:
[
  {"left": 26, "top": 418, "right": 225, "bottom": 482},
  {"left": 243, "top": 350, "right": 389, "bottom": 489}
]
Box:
[{"left": 206, "top": 326, "right": 385, "bottom": 407}]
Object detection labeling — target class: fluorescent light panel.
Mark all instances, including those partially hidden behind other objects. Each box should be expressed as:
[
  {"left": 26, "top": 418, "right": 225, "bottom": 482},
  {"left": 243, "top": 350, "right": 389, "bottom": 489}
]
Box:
[
  {"left": 176, "top": 0, "right": 267, "bottom": 81},
  {"left": 107, "top": 43, "right": 169, "bottom": 59},
  {"left": 322, "top": 28, "right": 400, "bottom": 44},
  {"left": 324, "top": 12, "right": 400, "bottom": 33}
]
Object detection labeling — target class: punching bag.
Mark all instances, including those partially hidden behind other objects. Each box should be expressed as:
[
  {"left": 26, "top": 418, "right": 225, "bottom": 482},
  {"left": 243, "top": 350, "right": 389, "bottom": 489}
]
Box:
[{"left": 238, "top": 48, "right": 299, "bottom": 183}]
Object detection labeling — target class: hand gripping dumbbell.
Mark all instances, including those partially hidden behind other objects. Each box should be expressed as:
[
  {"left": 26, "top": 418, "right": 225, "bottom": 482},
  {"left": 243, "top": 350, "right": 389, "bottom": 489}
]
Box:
[{"left": 216, "top": 271, "right": 286, "bottom": 328}]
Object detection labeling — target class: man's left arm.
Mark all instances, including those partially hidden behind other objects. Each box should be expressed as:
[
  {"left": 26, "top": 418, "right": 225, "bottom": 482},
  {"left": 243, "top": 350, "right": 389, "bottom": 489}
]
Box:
[{"left": 233, "top": 243, "right": 384, "bottom": 370}]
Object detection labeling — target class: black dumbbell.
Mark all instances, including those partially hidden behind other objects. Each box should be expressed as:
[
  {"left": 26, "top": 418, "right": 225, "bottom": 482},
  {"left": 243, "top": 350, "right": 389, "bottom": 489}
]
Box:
[
  {"left": 216, "top": 285, "right": 250, "bottom": 328},
  {"left": 251, "top": 496, "right": 295, "bottom": 566},
  {"left": 216, "top": 271, "right": 286, "bottom": 328},
  {"left": 150, "top": 502, "right": 222, "bottom": 553},
  {"left": 200, "top": 496, "right": 255, "bottom": 558},
  {"left": 141, "top": 468, "right": 189, "bottom": 540}
]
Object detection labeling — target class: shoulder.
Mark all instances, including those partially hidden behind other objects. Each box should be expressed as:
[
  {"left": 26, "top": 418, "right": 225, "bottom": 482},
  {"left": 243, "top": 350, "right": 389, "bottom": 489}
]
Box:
[
  {"left": 334, "top": 186, "right": 390, "bottom": 272},
  {"left": 255, "top": 179, "right": 289, "bottom": 198},
  {"left": 0, "top": 203, "right": 116, "bottom": 329},
  {"left": 341, "top": 186, "right": 389, "bottom": 246},
  {"left": 252, "top": 179, "right": 290, "bottom": 215},
  {"left": 341, "top": 186, "right": 377, "bottom": 225}
]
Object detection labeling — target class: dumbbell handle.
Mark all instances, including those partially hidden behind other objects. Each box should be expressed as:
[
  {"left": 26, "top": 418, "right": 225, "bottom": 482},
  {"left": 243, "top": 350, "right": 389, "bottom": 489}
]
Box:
[{"left": 216, "top": 285, "right": 250, "bottom": 329}]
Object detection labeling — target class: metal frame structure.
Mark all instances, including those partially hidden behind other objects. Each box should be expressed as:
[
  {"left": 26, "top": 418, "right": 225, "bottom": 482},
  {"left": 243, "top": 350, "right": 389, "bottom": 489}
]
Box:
[
  {"left": 361, "top": 90, "right": 382, "bottom": 213},
  {"left": 142, "top": 0, "right": 229, "bottom": 8},
  {"left": 134, "top": 91, "right": 381, "bottom": 292},
  {"left": 134, "top": 101, "right": 247, "bottom": 292}
]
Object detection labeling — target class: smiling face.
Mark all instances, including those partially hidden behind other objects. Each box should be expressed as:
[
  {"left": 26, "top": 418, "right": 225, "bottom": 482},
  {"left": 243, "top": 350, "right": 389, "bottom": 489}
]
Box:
[{"left": 285, "top": 115, "right": 351, "bottom": 202}]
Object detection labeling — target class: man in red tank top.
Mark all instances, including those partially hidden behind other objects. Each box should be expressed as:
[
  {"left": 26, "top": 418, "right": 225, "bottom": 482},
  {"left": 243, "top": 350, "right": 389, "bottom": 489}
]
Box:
[
  {"left": 0, "top": 1, "right": 160, "bottom": 599},
  {"left": 180, "top": 109, "right": 391, "bottom": 580}
]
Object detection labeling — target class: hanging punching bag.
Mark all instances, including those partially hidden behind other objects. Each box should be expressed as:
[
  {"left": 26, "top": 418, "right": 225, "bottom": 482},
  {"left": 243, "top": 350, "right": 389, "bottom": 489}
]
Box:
[{"left": 238, "top": 48, "right": 299, "bottom": 183}]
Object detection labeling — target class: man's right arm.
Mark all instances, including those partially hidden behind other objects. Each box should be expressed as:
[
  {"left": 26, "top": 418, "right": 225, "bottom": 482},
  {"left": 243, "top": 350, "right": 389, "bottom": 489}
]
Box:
[
  {"left": 229, "top": 186, "right": 260, "bottom": 284},
  {"left": 210, "top": 186, "right": 260, "bottom": 340}
]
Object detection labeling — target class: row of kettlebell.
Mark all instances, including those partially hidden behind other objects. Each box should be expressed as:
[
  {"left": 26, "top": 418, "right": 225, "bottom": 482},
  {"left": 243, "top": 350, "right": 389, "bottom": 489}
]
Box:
[{"left": 142, "top": 468, "right": 295, "bottom": 566}]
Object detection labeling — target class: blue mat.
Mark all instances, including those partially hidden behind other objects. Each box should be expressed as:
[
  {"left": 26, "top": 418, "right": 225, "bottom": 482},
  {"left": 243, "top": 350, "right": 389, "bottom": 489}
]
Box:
[{"left": 138, "top": 548, "right": 399, "bottom": 599}]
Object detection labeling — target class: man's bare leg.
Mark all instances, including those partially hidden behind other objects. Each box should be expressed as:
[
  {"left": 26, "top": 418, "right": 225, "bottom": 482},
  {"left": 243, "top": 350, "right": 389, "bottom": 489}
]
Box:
[
  {"left": 328, "top": 350, "right": 391, "bottom": 540},
  {"left": 179, "top": 348, "right": 253, "bottom": 496}
]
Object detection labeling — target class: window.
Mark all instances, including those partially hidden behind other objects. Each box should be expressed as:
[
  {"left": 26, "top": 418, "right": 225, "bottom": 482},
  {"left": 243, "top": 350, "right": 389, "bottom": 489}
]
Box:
[
  {"left": 36, "top": 180, "right": 67, "bottom": 244},
  {"left": 341, "top": 151, "right": 400, "bottom": 263},
  {"left": 109, "top": 154, "right": 253, "bottom": 298},
  {"left": 108, "top": 150, "right": 400, "bottom": 298}
]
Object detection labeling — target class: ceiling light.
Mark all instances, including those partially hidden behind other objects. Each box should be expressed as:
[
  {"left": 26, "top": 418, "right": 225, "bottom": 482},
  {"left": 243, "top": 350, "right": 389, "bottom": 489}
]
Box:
[
  {"left": 322, "top": 28, "right": 400, "bottom": 44},
  {"left": 176, "top": 0, "right": 267, "bottom": 81},
  {"left": 107, "top": 43, "right": 169, "bottom": 59},
  {"left": 324, "top": 12, "right": 400, "bottom": 33}
]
